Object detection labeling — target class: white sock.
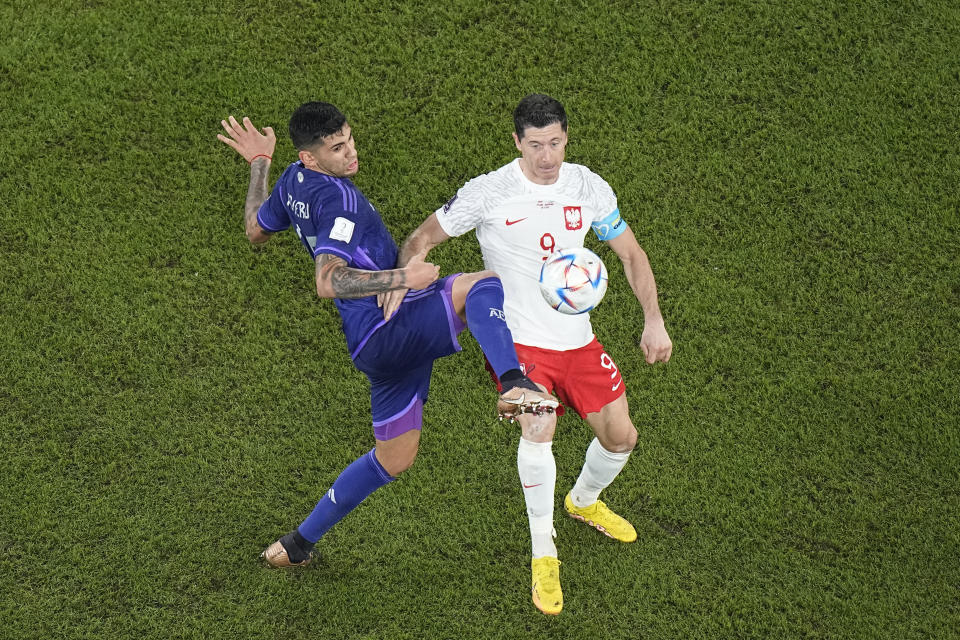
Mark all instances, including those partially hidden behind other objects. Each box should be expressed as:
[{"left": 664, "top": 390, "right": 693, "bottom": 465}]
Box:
[
  {"left": 517, "top": 438, "right": 557, "bottom": 558},
  {"left": 570, "top": 438, "right": 631, "bottom": 508}
]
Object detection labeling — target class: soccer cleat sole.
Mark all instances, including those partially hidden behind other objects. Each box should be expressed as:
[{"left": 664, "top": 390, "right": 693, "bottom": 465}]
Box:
[
  {"left": 567, "top": 512, "right": 619, "bottom": 540},
  {"left": 498, "top": 390, "right": 560, "bottom": 421}
]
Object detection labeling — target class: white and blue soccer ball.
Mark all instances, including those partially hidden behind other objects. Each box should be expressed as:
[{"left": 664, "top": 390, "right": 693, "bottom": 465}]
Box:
[{"left": 538, "top": 247, "right": 608, "bottom": 315}]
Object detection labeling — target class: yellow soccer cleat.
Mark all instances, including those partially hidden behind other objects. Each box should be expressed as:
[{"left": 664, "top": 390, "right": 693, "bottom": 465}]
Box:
[
  {"left": 531, "top": 556, "right": 563, "bottom": 615},
  {"left": 564, "top": 493, "right": 637, "bottom": 543}
]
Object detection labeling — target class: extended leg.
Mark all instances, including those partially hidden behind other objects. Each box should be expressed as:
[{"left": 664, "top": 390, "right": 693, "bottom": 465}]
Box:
[
  {"left": 451, "top": 272, "right": 558, "bottom": 417},
  {"left": 261, "top": 429, "right": 420, "bottom": 568}
]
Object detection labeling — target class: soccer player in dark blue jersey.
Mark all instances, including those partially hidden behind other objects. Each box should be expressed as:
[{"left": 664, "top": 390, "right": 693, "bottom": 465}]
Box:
[{"left": 217, "top": 102, "right": 557, "bottom": 568}]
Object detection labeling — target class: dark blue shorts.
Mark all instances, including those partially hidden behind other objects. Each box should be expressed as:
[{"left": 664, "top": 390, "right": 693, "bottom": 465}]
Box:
[{"left": 352, "top": 274, "right": 466, "bottom": 441}]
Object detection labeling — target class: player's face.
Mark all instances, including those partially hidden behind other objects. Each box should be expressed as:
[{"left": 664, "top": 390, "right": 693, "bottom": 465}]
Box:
[
  {"left": 301, "top": 124, "right": 359, "bottom": 177},
  {"left": 513, "top": 122, "right": 567, "bottom": 185}
]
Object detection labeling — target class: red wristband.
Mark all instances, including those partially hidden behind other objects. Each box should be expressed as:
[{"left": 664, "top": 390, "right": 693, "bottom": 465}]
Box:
[{"left": 249, "top": 154, "right": 272, "bottom": 164}]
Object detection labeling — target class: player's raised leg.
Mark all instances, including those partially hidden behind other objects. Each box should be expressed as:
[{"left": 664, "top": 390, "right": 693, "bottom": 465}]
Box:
[
  {"left": 565, "top": 394, "right": 638, "bottom": 543},
  {"left": 450, "top": 271, "right": 558, "bottom": 417}
]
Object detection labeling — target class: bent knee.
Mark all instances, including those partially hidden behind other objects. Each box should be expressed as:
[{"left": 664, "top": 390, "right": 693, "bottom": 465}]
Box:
[
  {"left": 460, "top": 270, "right": 500, "bottom": 289},
  {"left": 474, "top": 269, "right": 499, "bottom": 281},
  {"left": 381, "top": 450, "right": 418, "bottom": 477},
  {"left": 376, "top": 433, "right": 421, "bottom": 477}
]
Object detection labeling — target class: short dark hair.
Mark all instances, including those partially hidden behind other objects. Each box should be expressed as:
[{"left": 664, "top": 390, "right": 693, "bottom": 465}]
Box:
[
  {"left": 288, "top": 102, "right": 347, "bottom": 150},
  {"left": 513, "top": 94, "right": 567, "bottom": 140}
]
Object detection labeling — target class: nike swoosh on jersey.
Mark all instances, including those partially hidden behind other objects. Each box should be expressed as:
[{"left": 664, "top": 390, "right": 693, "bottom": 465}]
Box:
[{"left": 505, "top": 217, "right": 528, "bottom": 225}]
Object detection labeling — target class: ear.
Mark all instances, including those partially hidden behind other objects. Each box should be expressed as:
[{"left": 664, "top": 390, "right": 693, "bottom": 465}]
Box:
[
  {"left": 298, "top": 149, "right": 317, "bottom": 170},
  {"left": 512, "top": 132, "right": 522, "bottom": 152}
]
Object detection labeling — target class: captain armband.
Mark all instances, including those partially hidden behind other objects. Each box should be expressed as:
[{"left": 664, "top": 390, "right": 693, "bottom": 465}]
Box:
[{"left": 590, "top": 208, "right": 628, "bottom": 242}]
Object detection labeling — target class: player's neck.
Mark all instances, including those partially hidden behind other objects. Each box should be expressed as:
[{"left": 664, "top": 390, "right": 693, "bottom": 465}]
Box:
[
  {"left": 517, "top": 158, "right": 561, "bottom": 186},
  {"left": 302, "top": 163, "right": 346, "bottom": 180}
]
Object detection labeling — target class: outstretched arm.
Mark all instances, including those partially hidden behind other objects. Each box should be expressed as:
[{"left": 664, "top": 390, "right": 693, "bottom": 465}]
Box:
[
  {"left": 607, "top": 228, "right": 673, "bottom": 363},
  {"left": 217, "top": 115, "right": 277, "bottom": 244},
  {"left": 316, "top": 250, "right": 439, "bottom": 299},
  {"left": 377, "top": 213, "right": 453, "bottom": 320},
  {"left": 397, "top": 213, "right": 452, "bottom": 267}
]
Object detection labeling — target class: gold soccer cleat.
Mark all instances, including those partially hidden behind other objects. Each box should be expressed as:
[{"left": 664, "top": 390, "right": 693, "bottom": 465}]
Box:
[
  {"left": 261, "top": 537, "right": 313, "bottom": 567},
  {"left": 498, "top": 388, "right": 559, "bottom": 422}
]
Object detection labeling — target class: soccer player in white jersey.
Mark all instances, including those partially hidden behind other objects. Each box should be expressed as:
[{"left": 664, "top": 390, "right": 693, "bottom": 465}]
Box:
[{"left": 389, "top": 94, "right": 673, "bottom": 615}]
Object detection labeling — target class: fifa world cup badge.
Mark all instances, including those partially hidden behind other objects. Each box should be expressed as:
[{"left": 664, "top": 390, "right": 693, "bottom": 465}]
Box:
[
  {"left": 563, "top": 206, "right": 583, "bottom": 230},
  {"left": 442, "top": 194, "right": 458, "bottom": 213}
]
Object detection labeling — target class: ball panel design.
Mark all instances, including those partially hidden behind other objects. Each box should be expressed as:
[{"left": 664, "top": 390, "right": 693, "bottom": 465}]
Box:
[{"left": 538, "top": 247, "right": 608, "bottom": 315}]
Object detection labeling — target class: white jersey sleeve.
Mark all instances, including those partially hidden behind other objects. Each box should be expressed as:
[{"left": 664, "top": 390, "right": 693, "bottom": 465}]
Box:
[
  {"left": 434, "top": 171, "right": 497, "bottom": 237},
  {"left": 585, "top": 171, "right": 618, "bottom": 220}
]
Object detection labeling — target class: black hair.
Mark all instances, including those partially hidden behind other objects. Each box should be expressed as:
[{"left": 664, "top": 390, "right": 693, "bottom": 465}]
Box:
[
  {"left": 513, "top": 94, "right": 567, "bottom": 140},
  {"left": 288, "top": 102, "right": 347, "bottom": 150}
]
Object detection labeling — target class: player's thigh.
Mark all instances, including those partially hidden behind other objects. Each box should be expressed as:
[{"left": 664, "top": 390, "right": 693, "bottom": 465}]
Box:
[
  {"left": 583, "top": 393, "right": 637, "bottom": 453},
  {"left": 366, "top": 362, "right": 433, "bottom": 435},
  {"left": 356, "top": 281, "right": 464, "bottom": 375},
  {"left": 512, "top": 343, "right": 564, "bottom": 399},
  {"left": 550, "top": 339, "right": 625, "bottom": 417}
]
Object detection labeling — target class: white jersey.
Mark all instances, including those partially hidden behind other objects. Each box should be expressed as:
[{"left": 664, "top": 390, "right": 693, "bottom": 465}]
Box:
[{"left": 436, "top": 159, "right": 618, "bottom": 351}]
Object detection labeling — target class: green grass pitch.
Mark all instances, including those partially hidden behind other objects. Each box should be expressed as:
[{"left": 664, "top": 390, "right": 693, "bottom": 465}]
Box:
[{"left": 1, "top": 1, "right": 958, "bottom": 638}]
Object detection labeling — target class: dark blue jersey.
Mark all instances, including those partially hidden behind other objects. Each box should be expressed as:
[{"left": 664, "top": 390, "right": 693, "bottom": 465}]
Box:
[{"left": 257, "top": 161, "right": 398, "bottom": 357}]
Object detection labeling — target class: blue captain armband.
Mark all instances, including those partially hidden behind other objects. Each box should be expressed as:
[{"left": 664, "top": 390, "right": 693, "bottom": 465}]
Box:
[{"left": 590, "top": 208, "right": 627, "bottom": 242}]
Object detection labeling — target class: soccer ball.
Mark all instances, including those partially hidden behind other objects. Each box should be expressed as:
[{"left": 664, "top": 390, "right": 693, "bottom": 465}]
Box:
[{"left": 538, "top": 247, "right": 608, "bottom": 315}]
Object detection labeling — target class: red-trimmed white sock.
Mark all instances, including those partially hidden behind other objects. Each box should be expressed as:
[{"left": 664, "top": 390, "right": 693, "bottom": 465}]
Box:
[{"left": 517, "top": 438, "right": 557, "bottom": 558}]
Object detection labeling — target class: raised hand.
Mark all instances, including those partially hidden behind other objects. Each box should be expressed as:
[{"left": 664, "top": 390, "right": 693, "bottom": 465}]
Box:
[{"left": 217, "top": 115, "right": 276, "bottom": 164}]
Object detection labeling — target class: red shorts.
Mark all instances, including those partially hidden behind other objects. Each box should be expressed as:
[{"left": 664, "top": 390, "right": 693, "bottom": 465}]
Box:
[{"left": 488, "top": 337, "right": 626, "bottom": 418}]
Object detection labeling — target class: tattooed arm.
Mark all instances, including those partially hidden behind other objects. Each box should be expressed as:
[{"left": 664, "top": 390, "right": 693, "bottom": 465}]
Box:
[
  {"left": 242, "top": 158, "right": 273, "bottom": 244},
  {"left": 315, "top": 251, "right": 440, "bottom": 299},
  {"left": 217, "top": 115, "right": 276, "bottom": 244}
]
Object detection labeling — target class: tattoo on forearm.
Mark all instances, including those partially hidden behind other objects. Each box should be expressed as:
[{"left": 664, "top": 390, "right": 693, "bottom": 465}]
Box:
[
  {"left": 316, "top": 254, "right": 404, "bottom": 298},
  {"left": 332, "top": 268, "right": 403, "bottom": 298},
  {"left": 245, "top": 158, "right": 270, "bottom": 231}
]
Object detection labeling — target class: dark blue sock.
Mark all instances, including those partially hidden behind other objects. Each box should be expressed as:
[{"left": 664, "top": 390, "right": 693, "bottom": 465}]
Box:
[
  {"left": 465, "top": 277, "right": 522, "bottom": 378},
  {"left": 298, "top": 449, "right": 394, "bottom": 543}
]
